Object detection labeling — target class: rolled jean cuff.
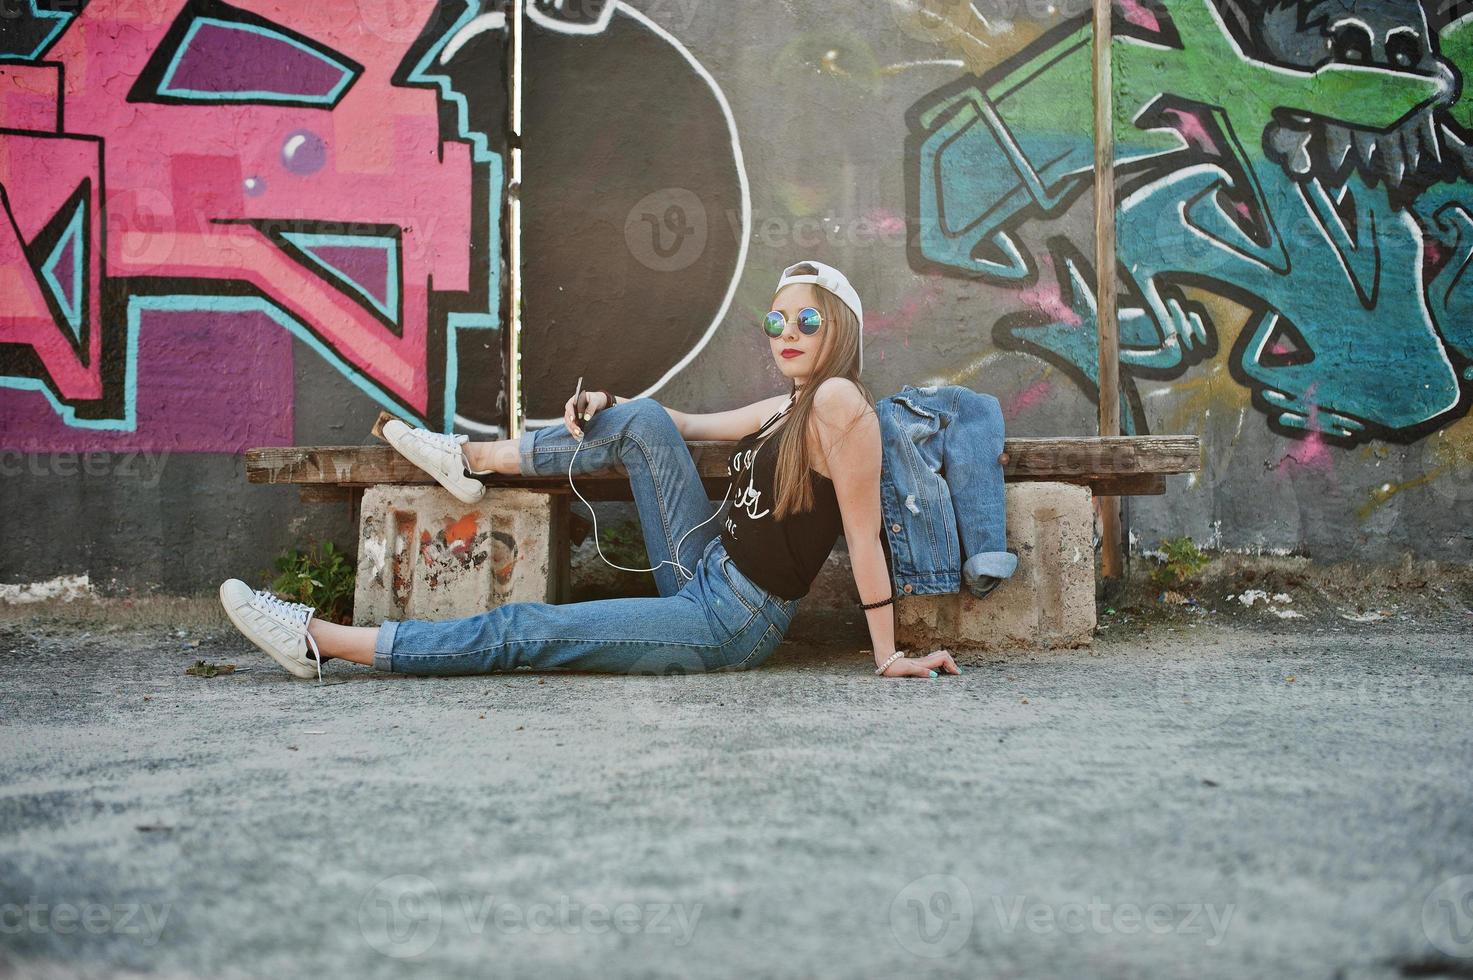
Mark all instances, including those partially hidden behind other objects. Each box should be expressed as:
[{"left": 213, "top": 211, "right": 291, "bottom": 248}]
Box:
[
  {"left": 373, "top": 619, "right": 400, "bottom": 672},
  {"left": 518, "top": 428, "right": 538, "bottom": 477},
  {"left": 962, "top": 550, "right": 1018, "bottom": 597}
]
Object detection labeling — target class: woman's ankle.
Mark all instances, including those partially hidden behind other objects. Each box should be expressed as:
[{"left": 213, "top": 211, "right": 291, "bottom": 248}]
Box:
[
  {"left": 499, "top": 440, "right": 521, "bottom": 474},
  {"left": 464, "top": 439, "right": 517, "bottom": 474},
  {"left": 308, "top": 619, "right": 379, "bottom": 666}
]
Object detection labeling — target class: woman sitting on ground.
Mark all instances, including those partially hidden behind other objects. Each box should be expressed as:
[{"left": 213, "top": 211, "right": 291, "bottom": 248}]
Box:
[{"left": 218, "top": 261, "right": 959, "bottom": 681}]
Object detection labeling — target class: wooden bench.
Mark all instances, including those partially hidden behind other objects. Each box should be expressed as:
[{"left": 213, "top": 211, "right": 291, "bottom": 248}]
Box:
[
  {"left": 245, "top": 434, "right": 1200, "bottom": 501},
  {"left": 244, "top": 428, "right": 1200, "bottom": 646}
]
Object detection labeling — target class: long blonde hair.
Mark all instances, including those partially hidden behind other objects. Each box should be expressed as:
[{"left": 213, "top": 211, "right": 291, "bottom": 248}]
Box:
[{"left": 765, "top": 264, "right": 877, "bottom": 521}]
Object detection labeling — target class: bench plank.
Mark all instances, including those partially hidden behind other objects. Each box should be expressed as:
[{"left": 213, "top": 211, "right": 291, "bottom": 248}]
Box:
[
  {"left": 246, "top": 434, "right": 1198, "bottom": 497},
  {"left": 1000, "top": 436, "right": 1199, "bottom": 476}
]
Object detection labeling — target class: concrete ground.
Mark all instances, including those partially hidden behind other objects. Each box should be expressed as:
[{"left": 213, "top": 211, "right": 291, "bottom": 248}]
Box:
[{"left": 1, "top": 592, "right": 1471, "bottom": 979}]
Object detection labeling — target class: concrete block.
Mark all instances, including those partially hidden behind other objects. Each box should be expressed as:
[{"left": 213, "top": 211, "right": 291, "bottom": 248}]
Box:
[
  {"left": 353, "top": 486, "right": 570, "bottom": 625},
  {"left": 896, "top": 482, "right": 1095, "bottom": 651}
]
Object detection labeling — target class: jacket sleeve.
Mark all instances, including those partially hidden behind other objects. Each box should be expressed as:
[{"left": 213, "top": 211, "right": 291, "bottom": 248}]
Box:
[{"left": 945, "top": 387, "right": 1017, "bottom": 595}]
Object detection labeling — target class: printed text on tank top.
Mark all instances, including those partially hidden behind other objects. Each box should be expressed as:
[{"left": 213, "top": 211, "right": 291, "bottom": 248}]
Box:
[{"left": 721, "top": 404, "right": 833, "bottom": 541}]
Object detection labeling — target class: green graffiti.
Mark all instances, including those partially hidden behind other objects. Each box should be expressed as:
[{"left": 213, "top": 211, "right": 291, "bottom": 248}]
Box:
[{"left": 909, "top": 0, "right": 1473, "bottom": 443}]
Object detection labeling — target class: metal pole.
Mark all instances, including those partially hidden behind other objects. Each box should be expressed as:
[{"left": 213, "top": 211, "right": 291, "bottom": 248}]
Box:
[{"left": 507, "top": 0, "right": 524, "bottom": 440}]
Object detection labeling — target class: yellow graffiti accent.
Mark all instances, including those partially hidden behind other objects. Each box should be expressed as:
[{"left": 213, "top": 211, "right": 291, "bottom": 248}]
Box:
[
  {"left": 1358, "top": 417, "right": 1473, "bottom": 519},
  {"left": 1151, "top": 289, "right": 1253, "bottom": 435},
  {"left": 774, "top": 182, "right": 830, "bottom": 217}
]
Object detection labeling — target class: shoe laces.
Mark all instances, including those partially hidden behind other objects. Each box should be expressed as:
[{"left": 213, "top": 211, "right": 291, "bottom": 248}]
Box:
[
  {"left": 414, "top": 427, "right": 469, "bottom": 456},
  {"left": 253, "top": 590, "right": 323, "bottom": 682}
]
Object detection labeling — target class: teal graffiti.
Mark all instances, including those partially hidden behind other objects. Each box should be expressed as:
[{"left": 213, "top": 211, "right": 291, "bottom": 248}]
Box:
[{"left": 908, "top": 0, "right": 1473, "bottom": 442}]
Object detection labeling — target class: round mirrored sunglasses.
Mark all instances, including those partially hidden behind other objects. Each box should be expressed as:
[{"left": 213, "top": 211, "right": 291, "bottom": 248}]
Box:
[{"left": 763, "top": 307, "right": 822, "bottom": 338}]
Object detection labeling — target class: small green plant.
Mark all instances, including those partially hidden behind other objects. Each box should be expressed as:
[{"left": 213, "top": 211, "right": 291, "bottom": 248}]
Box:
[
  {"left": 1150, "top": 536, "right": 1211, "bottom": 591},
  {"left": 269, "top": 540, "right": 355, "bottom": 624},
  {"left": 185, "top": 659, "right": 236, "bottom": 677},
  {"left": 571, "top": 518, "right": 659, "bottom": 600},
  {"left": 597, "top": 520, "right": 651, "bottom": 567}
]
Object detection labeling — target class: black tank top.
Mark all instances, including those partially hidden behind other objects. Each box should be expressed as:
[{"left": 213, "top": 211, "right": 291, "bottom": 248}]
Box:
[{"left": 719, "top": 404, "right": 843, "bottom": 600}]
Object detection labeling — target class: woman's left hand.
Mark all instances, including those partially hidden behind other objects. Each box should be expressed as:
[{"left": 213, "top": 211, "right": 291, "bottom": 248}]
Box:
[{"left": 879, "top": 649, "right": 961, "bottom": 678}]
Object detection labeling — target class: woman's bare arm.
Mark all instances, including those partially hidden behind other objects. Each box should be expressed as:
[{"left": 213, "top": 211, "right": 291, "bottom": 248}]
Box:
[
  {"left": 670, "top": 393, "right": 791, "bottom": 442},
  {"left": 810, "top": 378, "right": 959, "bottom": 678},
  {"left": 809, "top": 378, "right": 895, "bottom": 668}
]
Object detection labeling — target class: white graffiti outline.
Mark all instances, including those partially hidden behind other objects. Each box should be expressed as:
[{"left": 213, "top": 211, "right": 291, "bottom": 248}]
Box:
[{"left": 517, "top": 0, "right": 751, "bottom": 431}]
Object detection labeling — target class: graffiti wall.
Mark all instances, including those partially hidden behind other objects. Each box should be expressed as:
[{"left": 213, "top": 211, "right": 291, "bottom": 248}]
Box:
[
  {"left": 3, "top": 0, "right": 1469, "bottom": 591},
  {"left": 1, "top": 0, "right": 510, "bottom": 446},
  {"left": 517, "top": 0, "right": 1469, "bottom": 561},
  {"left": 903, "top": 0, "right": 1473, "bottom": 555},
  {"left": 0, "top": 0, "right": 511, "bottom": 587}
]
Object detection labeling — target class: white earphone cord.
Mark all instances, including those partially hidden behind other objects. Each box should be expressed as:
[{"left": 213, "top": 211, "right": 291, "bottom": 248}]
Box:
[
  {"left": 567, "top": 396, "right": 792, "bottom": 581},
  {"left": 568, "top": 435, "right": 731, "bottom": 582}
]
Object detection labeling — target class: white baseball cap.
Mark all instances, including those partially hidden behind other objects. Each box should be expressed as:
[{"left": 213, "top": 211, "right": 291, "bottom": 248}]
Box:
[{"left": 775, "top": 260, "right": 864, "bottom": 372}]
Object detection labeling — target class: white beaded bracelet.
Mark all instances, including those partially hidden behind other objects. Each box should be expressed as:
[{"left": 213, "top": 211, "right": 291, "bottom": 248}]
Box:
[{"left": 874, "top": 650, "right": 906, "bottom": 675}]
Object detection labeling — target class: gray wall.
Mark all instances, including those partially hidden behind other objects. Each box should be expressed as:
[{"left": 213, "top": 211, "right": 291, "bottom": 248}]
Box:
[{"left": 1, "top": 346, "right": 378, "bottom": 593}]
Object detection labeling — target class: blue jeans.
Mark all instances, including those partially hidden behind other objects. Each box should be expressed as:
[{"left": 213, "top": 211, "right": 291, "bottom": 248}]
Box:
[{"left": 372, "top": 398, "right": 801, "bottom": 675}]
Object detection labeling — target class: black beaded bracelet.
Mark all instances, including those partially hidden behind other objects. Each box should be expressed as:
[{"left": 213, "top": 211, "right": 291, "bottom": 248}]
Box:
[{"left": 859, "top": 594, "right": 896, "bottom": 610}]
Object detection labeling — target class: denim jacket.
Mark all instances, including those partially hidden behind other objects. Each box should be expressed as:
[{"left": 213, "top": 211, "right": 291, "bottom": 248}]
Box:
[{"left": 873, "top": 384, "right": 1017, "bottom": 598}]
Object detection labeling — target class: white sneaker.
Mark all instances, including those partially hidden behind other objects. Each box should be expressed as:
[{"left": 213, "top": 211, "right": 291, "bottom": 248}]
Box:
[
  {"left": 382, "top": 420, "right": 488, "bottom": 503},
  {"left": 218, "top": 579, "right": 324, "bottom": 681}
]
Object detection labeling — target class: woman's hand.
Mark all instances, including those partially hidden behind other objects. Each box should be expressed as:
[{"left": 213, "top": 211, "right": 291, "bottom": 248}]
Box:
[
  {"left": 563, "top": 391, "right": 611, "bottom": 438},
  {"left": 879, "top": 649, "right": 960, "bottom": 678}
]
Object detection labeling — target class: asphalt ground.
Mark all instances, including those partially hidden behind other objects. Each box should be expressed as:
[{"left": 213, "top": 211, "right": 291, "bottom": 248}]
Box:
[{"left": 1, "top": 599, "right": 1471, "bottom": 979}]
